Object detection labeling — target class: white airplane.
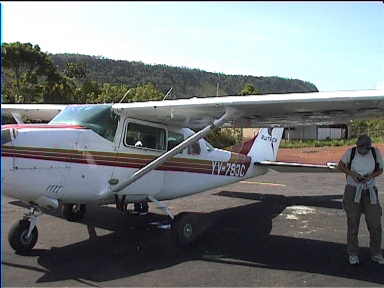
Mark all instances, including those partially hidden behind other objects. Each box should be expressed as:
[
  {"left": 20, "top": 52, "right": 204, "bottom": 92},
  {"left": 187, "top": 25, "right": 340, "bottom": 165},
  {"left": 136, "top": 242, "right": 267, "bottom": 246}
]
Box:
[{"left": 2, "top": 89, "right": 384, "bottom": 253}]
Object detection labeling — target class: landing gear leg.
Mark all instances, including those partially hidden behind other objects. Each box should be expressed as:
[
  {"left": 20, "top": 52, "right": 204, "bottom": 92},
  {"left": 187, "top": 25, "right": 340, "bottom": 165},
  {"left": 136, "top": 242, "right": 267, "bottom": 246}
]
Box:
[
  {"left": 115, "top": 195, "right": 128, "bottom": 214},
  {"left": 62, "top": 203, "right": 86, "bottom": 221},
  {"left": 147, "top": 196, "right": 174, "bottom": 219},
  {"left": 8, "top": 207, "right": 41, "bottom": 253}
]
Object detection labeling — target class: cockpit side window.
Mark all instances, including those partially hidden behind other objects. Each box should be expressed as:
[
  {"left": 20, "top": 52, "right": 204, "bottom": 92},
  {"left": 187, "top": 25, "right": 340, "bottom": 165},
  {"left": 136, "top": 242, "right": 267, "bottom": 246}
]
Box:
[
  {"left": 167, "top": 131, "right": 184, "bottom": 152},
  {"left": 125, "top": 122, "right": 166, "bottom": 151},
  {"left": 188, "top": 142, "right": 201, "bottom": 155}
]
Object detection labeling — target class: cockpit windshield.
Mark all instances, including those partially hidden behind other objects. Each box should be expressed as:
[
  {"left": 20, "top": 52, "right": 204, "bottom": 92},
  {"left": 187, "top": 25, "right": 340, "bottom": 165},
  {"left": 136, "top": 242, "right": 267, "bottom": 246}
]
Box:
[{"left": 49, "top": 105, "right": 119, "bottom": 142}]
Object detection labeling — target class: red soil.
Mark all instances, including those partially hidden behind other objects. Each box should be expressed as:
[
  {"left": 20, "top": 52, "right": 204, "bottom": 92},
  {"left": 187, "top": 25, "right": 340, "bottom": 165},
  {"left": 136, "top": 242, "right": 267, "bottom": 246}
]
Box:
[{"left": 276, "top": 144, "right": 384, "bottom": 165}]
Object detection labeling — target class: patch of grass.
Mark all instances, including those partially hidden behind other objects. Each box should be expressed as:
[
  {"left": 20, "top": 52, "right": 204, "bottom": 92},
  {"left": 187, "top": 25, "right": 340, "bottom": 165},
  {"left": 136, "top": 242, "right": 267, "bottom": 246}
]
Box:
[{"left": 280, "top": 137, "right": 384, "bottom": 148}]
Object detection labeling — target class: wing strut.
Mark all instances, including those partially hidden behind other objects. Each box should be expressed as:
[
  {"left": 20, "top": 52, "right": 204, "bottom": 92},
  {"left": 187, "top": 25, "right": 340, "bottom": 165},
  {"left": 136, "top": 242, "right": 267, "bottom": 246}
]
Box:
[
  {"left": 11, "top": 112, "right": 24, "bottom": 124},
  {"left": 147, "top": 195, "right": 175, "bottom": 219},
  {"left": 112, "top": 109, "right": 235, "bottom": 194}
]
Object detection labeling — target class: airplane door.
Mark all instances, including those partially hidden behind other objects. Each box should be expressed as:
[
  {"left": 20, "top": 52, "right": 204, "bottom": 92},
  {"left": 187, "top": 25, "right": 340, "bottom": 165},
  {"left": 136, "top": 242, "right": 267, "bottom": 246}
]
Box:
[{"left": 111, "top": 119, "right": 165, "bottom": 199}]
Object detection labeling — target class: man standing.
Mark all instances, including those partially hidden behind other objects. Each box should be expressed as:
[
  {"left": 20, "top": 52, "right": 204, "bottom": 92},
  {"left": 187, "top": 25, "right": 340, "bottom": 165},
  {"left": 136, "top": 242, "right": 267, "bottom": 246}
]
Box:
[{"left": 338, "top": 135, "right": 384, "bottom": 265}]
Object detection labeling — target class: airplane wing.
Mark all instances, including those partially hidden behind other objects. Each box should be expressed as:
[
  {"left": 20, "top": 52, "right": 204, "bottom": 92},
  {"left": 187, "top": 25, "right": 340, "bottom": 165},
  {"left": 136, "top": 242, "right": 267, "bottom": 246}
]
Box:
[
  {"left": 1, "top": 104, "right": 65, "bottom": 123},
  {"left": 112, "top": 89, "right": 384, "bottom": 128}
]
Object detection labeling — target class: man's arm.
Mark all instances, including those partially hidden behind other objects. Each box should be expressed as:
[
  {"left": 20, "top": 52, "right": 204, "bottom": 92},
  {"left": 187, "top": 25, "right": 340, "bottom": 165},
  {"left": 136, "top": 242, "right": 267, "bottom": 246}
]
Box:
[
  {"left": 366, "top": 168, "right": 383, "bottom": 180},
  {"left": 361, "top": 168, "right": 383, "bottom": 183},
  {"left": 337, "top": 160, "right": 365, "bottom": 183}
]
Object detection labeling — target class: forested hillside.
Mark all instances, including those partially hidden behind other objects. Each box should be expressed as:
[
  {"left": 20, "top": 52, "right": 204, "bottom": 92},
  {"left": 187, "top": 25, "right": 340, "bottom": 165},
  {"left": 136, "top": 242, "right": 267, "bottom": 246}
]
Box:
[
  {"left": 2, "top": 42, "right": 318, "bottom": 105},
  {"left": 51, "top": 53, "right": 318, "bottom": 99},
  {"left": 1, "top": 42, "right": 320, "bottom": 145}
]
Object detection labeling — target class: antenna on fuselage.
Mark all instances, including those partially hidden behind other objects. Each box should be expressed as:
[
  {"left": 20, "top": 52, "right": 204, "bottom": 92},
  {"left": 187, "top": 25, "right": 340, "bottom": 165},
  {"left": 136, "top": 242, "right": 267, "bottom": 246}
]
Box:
[
  {"left": 163, "top": 87, "right": 173, "bottom": 100},
  {"left": 119, "top": 89, "right": 132, "bottom": 103}
]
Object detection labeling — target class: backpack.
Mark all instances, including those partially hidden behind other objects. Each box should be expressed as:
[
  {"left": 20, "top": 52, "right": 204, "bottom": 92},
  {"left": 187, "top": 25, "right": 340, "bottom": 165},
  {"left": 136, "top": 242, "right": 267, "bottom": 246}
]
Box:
[{"left": 348, "top": 146, "right": 380, "bottom": 172}]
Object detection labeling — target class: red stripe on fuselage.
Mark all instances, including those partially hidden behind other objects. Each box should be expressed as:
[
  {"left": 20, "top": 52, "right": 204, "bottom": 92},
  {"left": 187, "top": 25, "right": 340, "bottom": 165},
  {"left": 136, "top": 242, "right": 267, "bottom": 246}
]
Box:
[{"left": 1, "top": 148, "right": 216, "bottom": 175}]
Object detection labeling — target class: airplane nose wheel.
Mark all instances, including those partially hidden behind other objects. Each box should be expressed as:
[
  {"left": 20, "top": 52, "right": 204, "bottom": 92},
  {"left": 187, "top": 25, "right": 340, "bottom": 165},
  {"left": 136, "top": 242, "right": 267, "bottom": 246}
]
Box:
[
  {"left": 8, "top": 208, "right": 41, "bottom": 253},
  {"left": 62, "top": 204, "right": 86, "bottom": 221}
]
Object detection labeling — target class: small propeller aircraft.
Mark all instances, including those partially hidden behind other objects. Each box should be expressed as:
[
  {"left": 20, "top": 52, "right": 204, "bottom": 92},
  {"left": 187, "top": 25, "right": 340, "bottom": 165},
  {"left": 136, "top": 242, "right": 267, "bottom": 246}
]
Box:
[{"left": 2, "top": 89, "right": 384, "bottom": 253}]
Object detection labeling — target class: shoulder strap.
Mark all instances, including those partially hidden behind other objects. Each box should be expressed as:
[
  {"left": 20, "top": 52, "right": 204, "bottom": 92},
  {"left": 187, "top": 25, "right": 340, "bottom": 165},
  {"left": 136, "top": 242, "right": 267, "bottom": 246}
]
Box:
[
  {"left": 348, "top": 147, "right": 356, "bottom": 170},
  {"left": 371, "top": 147, "right": 379, "bottom": 172}
]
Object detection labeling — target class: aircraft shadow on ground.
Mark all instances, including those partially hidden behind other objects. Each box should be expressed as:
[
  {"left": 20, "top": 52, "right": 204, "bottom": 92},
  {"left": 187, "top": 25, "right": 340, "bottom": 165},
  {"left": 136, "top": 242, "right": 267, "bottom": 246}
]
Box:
[{"left": 4, "top": 192, "right": 383, "bottom": 285}]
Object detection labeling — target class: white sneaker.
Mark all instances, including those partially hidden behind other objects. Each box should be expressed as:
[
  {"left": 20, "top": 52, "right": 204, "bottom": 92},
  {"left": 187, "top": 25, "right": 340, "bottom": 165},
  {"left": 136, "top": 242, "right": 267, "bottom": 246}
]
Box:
[
  {"left": 349, "top": 255, "right": 360, "bottom": 265},
  {"left": 371, "top": 255, "right": 384, "bottom": 264}
]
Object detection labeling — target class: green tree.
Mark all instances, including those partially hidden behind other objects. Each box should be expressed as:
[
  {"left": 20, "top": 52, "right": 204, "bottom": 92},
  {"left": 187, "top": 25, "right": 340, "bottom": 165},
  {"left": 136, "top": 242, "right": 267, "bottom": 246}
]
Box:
[
  {"left": 43, "top": 72, "right": 76, "bottom": 103},
  {"left": 205, "top": 128, "right": 243, "bottom": 149},
  {"left": 351, "top": 119, "right": 384, "bottom": 138},
  {"left": 96, "top": 83, "right": 131, "bottom": 103},
  {"left": 129, "top": 83, "right": 164, "bottom": 102},
  {"left": 240, "top": 83, "right": 261, "bottom": 96},
  {"left": 2, "top": 69, "right": 17, "bottom": 103},
  {"left": 94, "top": 83, "right": 164, "bottom": 104},
  {"left": 76, "top": 80, "right": 101, "bottom": 103},
  {"left": 2, "top": 42, "right": 74, "bottom": 103},
  {"left": 64, "top": 62, "right": 87, "bottom": 79}
]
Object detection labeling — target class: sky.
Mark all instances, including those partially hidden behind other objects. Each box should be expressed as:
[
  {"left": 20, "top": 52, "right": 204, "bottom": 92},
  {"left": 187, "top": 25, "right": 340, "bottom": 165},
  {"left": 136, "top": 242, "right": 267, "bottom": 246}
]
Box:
[{"left": 1, "top": 1, "right": 384, "bottom": 92}]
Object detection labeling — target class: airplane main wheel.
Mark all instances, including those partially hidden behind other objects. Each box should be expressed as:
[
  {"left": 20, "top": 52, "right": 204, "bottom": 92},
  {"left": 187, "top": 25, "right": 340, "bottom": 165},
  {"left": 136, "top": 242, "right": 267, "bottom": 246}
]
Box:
[
  {"left": 8, "top": 219, "right": 38, "bottom": 253},
  {"left": 173, "top": 212, "right": 198, "bottom": 248},
  {"left": 134, "top": 202, "right": 149, "bottom": 214},
  {"left": 62, "top": 204, "right": 86, "bottom": 221}
]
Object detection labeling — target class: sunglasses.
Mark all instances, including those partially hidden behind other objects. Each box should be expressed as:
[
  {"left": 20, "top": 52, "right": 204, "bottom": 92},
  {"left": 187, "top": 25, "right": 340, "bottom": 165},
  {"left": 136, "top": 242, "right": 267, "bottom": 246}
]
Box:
[{"left": 357, "top": 144, "right": 371, "bottom": 149}]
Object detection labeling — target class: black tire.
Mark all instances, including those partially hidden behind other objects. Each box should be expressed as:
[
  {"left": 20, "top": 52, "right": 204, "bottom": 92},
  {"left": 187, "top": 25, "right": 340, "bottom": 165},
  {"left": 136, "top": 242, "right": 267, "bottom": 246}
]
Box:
[
  {"left": 173, "top": 212, "right": 198, "bottom": 248},
  {"left": 62, "top": 204, "right": 86, "bottom": 221},
  {"left": 8, "top": 219, "right": 38, "bottom": 253},
  {"left": 134, "top": 202, "right": 149, "bottom": 214}
]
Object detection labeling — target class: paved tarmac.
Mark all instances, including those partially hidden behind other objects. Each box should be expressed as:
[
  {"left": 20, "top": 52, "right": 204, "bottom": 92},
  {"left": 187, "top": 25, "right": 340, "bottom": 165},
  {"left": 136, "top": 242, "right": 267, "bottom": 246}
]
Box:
[{"left": 2, "top": 171, "right": 384, "bottom": 287}]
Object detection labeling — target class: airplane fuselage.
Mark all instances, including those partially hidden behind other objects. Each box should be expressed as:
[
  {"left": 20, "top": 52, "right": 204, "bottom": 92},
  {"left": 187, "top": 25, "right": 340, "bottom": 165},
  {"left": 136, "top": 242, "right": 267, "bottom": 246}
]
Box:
[{"left": 2, "top": 119, "right": 266, "bottom": 209}]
